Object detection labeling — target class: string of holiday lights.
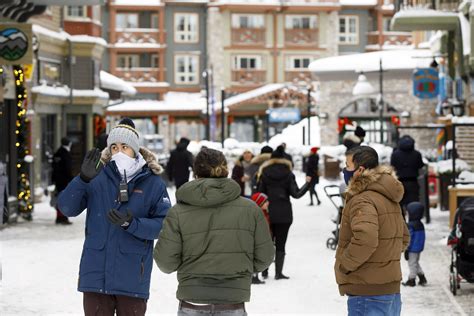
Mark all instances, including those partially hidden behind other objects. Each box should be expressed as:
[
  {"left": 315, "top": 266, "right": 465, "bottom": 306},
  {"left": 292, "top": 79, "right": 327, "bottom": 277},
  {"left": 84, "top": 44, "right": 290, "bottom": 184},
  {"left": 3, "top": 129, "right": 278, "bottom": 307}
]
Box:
[{"left": 13, "top": 65, "right": 33, "bottom": 219}]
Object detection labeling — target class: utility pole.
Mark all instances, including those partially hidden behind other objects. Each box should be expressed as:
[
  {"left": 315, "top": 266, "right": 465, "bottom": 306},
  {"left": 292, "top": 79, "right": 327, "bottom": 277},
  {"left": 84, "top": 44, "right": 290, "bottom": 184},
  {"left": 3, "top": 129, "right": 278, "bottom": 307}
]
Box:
[
  {"left": 307, "top": 87, "right": 311, "bottom": 145},
  {"left": 221, "top": 89, "right": 225, "bottom": 147},
  {"left": 379, "top": 58, "right": 384, "bottom": 143},
  {"left": 202, "top": 70, "right": 210, "bottom": 140}
]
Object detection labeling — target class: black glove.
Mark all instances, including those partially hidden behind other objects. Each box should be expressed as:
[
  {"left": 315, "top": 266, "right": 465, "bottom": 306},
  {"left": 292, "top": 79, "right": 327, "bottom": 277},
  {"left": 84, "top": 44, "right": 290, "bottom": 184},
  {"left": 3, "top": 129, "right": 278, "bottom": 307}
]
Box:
[
  {"left": 80, "top": 148, "right": 103, "bottom": 183},
  {"left": 404, "top": 250, "right": 409, "bottom": 261},
  {"left": 107, "top": 209, "right": 133, "bottom": 228}
]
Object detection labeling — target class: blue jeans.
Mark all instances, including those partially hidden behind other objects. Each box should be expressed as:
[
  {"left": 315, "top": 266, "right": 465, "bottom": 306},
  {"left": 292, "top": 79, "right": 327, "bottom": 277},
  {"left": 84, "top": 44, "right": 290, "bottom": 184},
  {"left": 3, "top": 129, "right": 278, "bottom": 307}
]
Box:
[
  {"left": 178, "top": 301, "right": 247, "bottom": 316},
  {"left": 347, "top": 294, "right": 401, "bottom": 316}
]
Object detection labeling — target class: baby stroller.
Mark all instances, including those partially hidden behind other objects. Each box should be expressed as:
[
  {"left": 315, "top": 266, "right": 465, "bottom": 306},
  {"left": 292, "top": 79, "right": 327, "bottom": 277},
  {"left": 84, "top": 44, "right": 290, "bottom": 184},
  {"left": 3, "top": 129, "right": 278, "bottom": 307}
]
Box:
[
  {"left": 448, "top": 197, "right": 474, "bottom": 295},
  {"left": 324, "top": 184, "right": 344, "bottom": 250}
]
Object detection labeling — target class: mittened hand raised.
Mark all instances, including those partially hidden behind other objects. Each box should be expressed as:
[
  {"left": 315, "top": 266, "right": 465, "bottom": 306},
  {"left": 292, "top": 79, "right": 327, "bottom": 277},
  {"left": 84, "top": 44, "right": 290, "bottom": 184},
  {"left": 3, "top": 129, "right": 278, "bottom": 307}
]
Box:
[
  {"left": 107, "top": 209, "right": 133, "bottom": 228},
  {"left": 80, "top": 148, "right": 103, "bottom": 183}
]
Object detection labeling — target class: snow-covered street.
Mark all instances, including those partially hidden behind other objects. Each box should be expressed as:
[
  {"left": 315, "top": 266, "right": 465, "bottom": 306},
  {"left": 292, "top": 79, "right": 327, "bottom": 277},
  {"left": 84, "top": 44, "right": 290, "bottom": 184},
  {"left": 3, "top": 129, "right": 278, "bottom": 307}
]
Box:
[{"left": 1, "top": 175, "right": 474, "bottom": 315}]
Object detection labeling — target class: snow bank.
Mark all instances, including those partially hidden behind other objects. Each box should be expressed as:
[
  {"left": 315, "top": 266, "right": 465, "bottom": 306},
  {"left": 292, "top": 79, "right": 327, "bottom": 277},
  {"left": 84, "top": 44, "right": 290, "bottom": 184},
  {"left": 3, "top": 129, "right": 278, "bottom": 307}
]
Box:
[
  {"left": 100, "top": 71, "right": 137, "bottom": 96},
  {"left": 431, "top": 159, "right": 471, "bottom": 174},
  {"left": 458, "top": 170, "right": 474, "bottom": 183},
  {"left": 268, "top": 116, "right": 321, "bottom": 149},
  {"left": 451, "top": 116, "right": 474, "bottom": 124}
]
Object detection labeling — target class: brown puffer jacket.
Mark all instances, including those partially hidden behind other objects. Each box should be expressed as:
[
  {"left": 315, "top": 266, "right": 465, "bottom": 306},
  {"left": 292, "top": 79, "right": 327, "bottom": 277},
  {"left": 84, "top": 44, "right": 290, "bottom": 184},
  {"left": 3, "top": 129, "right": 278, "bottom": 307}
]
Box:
[{"left": 334, "top": 165, "right": 410, "bottom": 296}]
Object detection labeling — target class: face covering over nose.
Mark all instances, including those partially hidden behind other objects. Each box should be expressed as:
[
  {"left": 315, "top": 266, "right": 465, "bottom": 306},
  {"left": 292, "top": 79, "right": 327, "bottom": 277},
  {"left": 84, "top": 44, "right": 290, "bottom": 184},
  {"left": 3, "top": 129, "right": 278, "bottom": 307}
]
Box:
[
  {"left": 343, "top": 168, "right": 356, "bottom": 185},
  {"left": 111, "top": 151, "right": 146, "bottom": 182}
]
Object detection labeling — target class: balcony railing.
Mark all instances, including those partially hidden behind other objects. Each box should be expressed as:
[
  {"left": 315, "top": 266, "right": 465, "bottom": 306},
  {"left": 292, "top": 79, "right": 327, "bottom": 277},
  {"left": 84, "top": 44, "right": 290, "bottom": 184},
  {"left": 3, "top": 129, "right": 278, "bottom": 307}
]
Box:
[
  {"left": 231, "top": 28, "right": 266, "bottom": 46},
  {"left": 285, "top": 70, "right": 312, "bottom": 84},
  {"left": 115, "top": 28, "right": 160, "bottom": 44},
  {"left": 285, "top": 29, "right": 318, "bottom": 46},
  {"left": 231, "top": 70, "right": 266, "bottom": 85},
  {"left": 395, "top": 0, "right": 460, "bottom": 11},
  {"left": 367, "top": 31, "right": 412, "bottom": 46},
  {"left": 115, "top": 68, "right": 160, "bottom": 82}
]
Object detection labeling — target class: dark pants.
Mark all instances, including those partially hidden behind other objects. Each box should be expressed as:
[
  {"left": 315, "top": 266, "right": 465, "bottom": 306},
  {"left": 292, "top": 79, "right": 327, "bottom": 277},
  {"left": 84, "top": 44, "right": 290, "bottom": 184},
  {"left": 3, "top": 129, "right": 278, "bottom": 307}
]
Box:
[
  {"left": 83, "top": 292, "right": 147, "bottom": 316},
  {"left": 309, "top": 182, "right": 320, "bottom": 204},
  {"left": 271, "top": 223, "right": 291, "bottom": 253}
]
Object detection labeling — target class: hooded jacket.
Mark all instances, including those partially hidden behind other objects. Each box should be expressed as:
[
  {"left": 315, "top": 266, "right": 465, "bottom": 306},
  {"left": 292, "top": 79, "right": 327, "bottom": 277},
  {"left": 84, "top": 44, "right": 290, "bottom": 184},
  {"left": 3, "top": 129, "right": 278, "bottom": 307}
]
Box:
[
  {"left": 407, "top": 202, "right": 425, "bottom": 253},
  {"left": 154, "top": 178, "right": 274, "bottom": 304},
  {"left": 58, "top": 147, "right": 171, "bottom": 299},
  {"left": 390, "top": 136, "right": 424, "bottom": 181},
  {"left": 334, "top": 166, "right": 410, "bottom": 296},
  {"left": 166, "top": 140, "right": 194, "bottom": 186},
  {"left": 257, "top": 158, "right": 310, "bottom": 224},
  {"left": 248, "top": 153, "right": 272, "bottom": 193}
]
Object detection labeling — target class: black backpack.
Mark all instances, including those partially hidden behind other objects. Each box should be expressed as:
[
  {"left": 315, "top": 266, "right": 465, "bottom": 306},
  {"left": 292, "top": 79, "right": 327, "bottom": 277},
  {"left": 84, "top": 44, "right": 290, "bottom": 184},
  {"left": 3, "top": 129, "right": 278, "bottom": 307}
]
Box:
[{"left": 459, "top": 198, "right": 474, "bottom": 256}]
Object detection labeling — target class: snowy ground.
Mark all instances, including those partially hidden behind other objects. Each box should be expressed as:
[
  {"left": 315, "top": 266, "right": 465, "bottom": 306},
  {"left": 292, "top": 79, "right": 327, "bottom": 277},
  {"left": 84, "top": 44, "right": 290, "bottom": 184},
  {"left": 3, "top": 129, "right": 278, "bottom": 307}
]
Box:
[{"left": 1, "top": 174, "right": 474, "bottom": 315}]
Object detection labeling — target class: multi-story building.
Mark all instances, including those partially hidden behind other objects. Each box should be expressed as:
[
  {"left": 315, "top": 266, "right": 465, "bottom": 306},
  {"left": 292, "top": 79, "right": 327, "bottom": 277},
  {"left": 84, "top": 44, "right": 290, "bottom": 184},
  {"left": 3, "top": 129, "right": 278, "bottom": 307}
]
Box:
[{"left": 105, "top": 0, "right": 167, "bottom": 100}]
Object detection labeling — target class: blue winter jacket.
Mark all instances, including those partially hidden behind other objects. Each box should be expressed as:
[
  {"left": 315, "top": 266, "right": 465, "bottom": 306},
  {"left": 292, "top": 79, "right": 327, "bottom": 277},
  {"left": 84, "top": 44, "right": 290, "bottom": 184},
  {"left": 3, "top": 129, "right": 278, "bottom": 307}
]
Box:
[
  {"left": 58, "top": 148, "right": 171, "bottom": 299},
  {"left": 407, "top": 202, "right": 425, "bottom": 253}
]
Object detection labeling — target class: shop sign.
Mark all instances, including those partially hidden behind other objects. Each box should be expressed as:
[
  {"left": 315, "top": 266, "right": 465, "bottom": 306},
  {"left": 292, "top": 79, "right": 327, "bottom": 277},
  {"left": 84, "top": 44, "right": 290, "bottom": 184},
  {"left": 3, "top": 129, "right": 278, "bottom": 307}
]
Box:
[
  {"left": 268, "top": 108, "right": 301, "bottom": 123},
  {"left": 413, "top": 68, "right": 439, "bottom": 99},
  {"left": 0, "top": 23, "right": 33, "bottom": 65}
]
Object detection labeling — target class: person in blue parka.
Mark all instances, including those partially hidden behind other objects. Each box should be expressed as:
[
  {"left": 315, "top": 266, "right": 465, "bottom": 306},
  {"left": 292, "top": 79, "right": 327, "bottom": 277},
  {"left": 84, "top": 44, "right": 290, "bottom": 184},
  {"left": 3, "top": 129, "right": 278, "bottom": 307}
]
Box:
[
  {"left": 402, "top": 202, "right": 427, "bottom": 287},
  {"left": 58, "top": 118, "right": 171, "bottom": 316}
]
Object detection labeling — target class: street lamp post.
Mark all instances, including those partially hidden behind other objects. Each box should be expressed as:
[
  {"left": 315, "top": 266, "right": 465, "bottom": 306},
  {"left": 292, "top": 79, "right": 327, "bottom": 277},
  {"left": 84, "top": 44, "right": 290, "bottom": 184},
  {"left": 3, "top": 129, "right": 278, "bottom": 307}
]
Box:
[
  {"left": 378, "top": 59, "right": 384, "bottom": 143},
  {"left": 307, "top": 86, "right": 311, "bottom": 145},
  {"left": 202, "top": 69, "right": 211, "bottom": 140},
  {"left": 221, "top": 89, "right": 225, "bottom": 148}
]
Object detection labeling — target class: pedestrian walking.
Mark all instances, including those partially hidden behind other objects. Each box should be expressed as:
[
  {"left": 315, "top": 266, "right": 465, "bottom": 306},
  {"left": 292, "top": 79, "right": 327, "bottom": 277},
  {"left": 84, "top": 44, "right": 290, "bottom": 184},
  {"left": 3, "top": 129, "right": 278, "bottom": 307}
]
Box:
[
  {"left": 257, "top": 145, "right": 312, "bottom": 280},
  {"left": 57, "top": 118, "right": 171, "bottom": 316},
  {"left": 250, "top": 192, "right": 272, "bottom": 285},
  {"left": 51, "top": 137, "right": 74, "bottom": 225},
  {"left": 248, "top": 145, "right": 272, "bottom": 194},
  {"left": 166, "top": 137, "right": 194, "bottom": 189},
  {"left": 306, "top": 146, "right": 321, "bottom": 206},
  {"left": 403, "top": 201, "right": 427, "bottom": 287},
  {"left": 335, "top": 146, "right": 410, "bottom": 316},
  {"left": 231, "top": 149, "right": 254, "bottom": 197},
  {"left": 154, "top": 148, "right": 274, "bottom": 316},
  {"left": 390, "top": 135, "right": 425, "bottom": 213}
]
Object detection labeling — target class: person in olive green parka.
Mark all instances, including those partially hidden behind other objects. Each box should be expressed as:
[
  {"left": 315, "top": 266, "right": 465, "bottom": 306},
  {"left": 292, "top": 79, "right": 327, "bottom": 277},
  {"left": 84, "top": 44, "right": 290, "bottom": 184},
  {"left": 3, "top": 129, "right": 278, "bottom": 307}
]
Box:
[{"left": 154, "top": 148, "right": 274, "bottom": 314}]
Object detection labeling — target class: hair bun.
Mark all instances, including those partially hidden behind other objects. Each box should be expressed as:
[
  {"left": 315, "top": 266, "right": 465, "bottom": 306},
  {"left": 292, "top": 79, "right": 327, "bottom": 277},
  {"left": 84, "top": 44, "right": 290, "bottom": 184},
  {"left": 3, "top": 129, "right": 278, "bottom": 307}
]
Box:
[{"left": 119, "top": 117, "right": 135, "bottom": 129}]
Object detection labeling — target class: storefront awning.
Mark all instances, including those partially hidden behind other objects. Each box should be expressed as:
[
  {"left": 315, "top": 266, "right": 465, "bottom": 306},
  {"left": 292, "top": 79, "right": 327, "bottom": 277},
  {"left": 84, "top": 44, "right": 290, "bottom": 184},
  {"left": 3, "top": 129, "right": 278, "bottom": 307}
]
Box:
[{"left": 391, "top": 9, "right": 459, "bottom": 31}]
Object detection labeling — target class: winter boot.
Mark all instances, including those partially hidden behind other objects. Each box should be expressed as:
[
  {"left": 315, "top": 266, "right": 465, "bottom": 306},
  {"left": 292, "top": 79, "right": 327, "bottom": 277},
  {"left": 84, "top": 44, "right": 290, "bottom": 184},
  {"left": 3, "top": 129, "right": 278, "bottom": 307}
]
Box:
[
  {"left": 275, "top": 251, "right": 290, "bottom": 280},
  {"left": 252, "top": 273, "right": 265, "bottom": 284},
  {"left": 308, "top": 193, "right": 314, "bottom": 206},
  {"left": 402, "top": 278, "right": 416, "bottom": 287},
  {"left": 262, "top": 268, "right": 269, "bottom": 279},
  {"left": 418, "top": 274, "right": 427, "bottom": 286}
]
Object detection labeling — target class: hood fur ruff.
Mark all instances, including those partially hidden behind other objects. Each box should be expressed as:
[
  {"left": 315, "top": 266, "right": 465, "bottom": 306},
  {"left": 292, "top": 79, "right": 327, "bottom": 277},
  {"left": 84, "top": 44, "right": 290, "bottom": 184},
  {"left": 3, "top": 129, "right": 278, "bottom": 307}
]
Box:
[
  {"left": 346, "top": 165, "right": 403, "bottom": 203},
  {"left": 250, "top": 153, "right": 272, "bottom": 166},
  {"left": 257, "top": 158, "right": 293, "bottom": 180},
  {"left": 101, "top": 147, "right": 163, "bottom": 175}
]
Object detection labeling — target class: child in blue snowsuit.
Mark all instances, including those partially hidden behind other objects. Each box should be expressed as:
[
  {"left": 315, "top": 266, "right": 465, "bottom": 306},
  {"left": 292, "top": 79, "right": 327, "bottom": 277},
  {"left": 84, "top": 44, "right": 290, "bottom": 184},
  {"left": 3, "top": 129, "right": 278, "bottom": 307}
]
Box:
[{"left": 403, "top": 202, "right": 428, "bottom": 286}]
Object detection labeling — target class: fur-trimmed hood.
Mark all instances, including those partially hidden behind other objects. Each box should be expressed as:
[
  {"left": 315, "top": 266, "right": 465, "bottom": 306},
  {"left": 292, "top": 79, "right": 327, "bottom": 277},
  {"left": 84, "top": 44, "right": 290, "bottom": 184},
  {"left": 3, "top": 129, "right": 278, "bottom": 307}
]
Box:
[
  {"left": 100, "top": 147, "right": 163, "bottom": 175},
  {"left": 257, "top": 158, "right": 293, "bottom": 180},
  {"left": 346, "top": 165, "right": 403, "bottom": 203},
  {"left": 250, "top": 153, "right": 272, "bottom": 166}
]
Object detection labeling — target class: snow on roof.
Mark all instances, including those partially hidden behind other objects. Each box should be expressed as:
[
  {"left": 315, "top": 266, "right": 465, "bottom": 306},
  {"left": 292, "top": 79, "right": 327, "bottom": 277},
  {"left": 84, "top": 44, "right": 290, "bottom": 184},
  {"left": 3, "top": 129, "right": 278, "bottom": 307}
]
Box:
[
  {"left": 32, "top": 25, "right": 106, "bottom": 46},
  {"left": 393, "top": 8, "right": 458, "bottom": 19},
  {"left": 112, "top": 43, "right": 164, "bottom": 49},
  {"left": 100, "top": 71, "right": 137, "bottom": 96},
  {"left": 212, "top": 0, "right": 339, "bottom": 5},
  {"left": 340, "top": 0, "right": 376, "bottom": 6},
  {"left": 130, "top": 82, "right": 170, "bottom": 87},
  {"left": 459, "top": 12, "right": 471, "bottom": 55},
  {"left": 113, "top": 0, "right": 162, "bottom": 5},
  {"left": 31, "top": 85, "right": 109, "bottom": 99},
  {"left": 309, "top": 49, "right": 432, "bottom": 74},
  {"left": 107, "top": 92, "right": 206, "bottom": 112},
  {"left": 224, "top": 83, "right": 285, "bottom": 107}
]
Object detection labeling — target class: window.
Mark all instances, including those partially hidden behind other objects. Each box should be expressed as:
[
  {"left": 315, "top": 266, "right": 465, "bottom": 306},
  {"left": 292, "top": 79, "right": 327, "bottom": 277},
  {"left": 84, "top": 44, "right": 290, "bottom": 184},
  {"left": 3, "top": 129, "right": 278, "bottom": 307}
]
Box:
[
  {"left": 232, "top": 55, "right": 262, "bottom": 70},
  {"left": 339, "top": 16, "right": 359, "bottom": 44},
  {"left": 175, "top": 13, "right": 198, "bottom": 43},
  {"left": 286, "top": 56, "right": 312, "bottom": 70},
  {"left": 175, "top": 55, "right": 199, "bottom": 84},
  {"left": 151, "top": 54, "right": 159, "bottom": 68},
  {"left": 117, "top": 54, "right": 139, "bottom": 68},
  {"left": 116, "top": 13, "right": 139, "bottom": 29},
  {"left": 231, "top": 14, "right": 264, "bottom": 28},
  {"left": 383, "top": 17, "right": 391, "bottom": 32},
  {"left": 65, "top": 6, "right": 87, "bottom": 18},
  {"left": 151, "top": 14, "right": 159, "bottom": 29},
  {"left": 92, "top": 6, "right": 101, "bottom": 21},
  {"left": 285, "top": 15, "right": 317, "bottom": 29}
]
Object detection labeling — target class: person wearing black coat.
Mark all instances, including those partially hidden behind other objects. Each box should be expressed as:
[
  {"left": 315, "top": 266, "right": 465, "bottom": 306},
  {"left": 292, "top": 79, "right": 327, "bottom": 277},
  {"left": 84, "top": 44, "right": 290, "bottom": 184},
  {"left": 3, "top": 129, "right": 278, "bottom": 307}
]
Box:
[
  {"left": 258, "top": 145, "right": 312, "bottom": 280},
  {"left": 52, "top": 137, "right": 74, "bottom": 224},
  {"left": 306, "top": 147, "right": 321, "bottom": 206},
  {"left": 390, "top": 135, "right": 425, "bottom": 211},
  {"left": 166, "top": 137, "right": 194, "bottom": 189}
]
